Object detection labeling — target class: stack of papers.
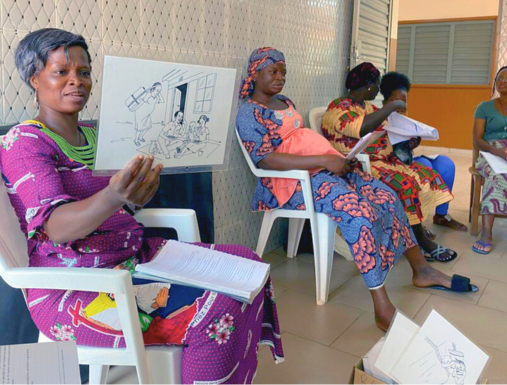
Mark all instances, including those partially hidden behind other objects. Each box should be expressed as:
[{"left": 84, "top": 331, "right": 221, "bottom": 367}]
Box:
[
  {"left": 0, "top": 342, "right": 80, "bottom": 384},
  {"left": 367, "top": 310, "right": 489, "bottom": 384},
  {"left": 480, "top": 151, "right": 507, "bottom": 174},
  {"left": 134, "top": 240, "right": 270, "bottom": 304},
  {"left": 384, "top": 112, "right": 439, "bottom": 145}
]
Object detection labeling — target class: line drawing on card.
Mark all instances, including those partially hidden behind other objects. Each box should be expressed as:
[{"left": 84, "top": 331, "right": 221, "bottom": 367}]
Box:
[{"left": 414, "top": 337, "right": 467, "bottom": 385}]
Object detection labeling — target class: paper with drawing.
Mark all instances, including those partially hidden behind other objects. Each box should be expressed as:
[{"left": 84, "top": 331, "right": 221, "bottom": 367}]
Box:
[
  {"left": 95, "top": 56, "right": 237, "bottom": 173},
  {"left": 391, "top": 310, "right": 489, "bottom": 384},
  {"left": 384, "top": 112, "right": 439, "bottom": 145}
]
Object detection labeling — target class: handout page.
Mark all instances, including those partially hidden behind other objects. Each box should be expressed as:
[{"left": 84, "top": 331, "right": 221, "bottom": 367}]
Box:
[
  {"left": 135, "top": 240, "right": 270, "bottom": 303},
  {"left": 346, "top": 130, "right": 385, "bottom": 160},
  {"left": 363, "top": 337, "right": 394, "bottom": 384},
  {"left": 384, "top": 112, "right": 439, "bottom": 144},
  {"left": 374, "top": 310, "right": 420, "bottom": 378},
  {"left": 391, "top": 310, "right": 489, "bottom": 385},
  {"left": 0, "top": 341, "right": 80, "bottom": 384},
  {"left": 480, "top": 151, "right": 507, "bottom": 174}
]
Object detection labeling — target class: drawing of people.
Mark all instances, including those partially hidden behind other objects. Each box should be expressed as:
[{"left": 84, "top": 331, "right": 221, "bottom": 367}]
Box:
[
  {"left": 133, "top": 82, "right": 164, "bottom": 147},
  {"left": 157, "top": 110, "right": 188, "bottom": 159},
  {"left": 175, "top": 115, "right": 210, "bottom": 159},
  {"left": 426, "top": 338, "right": 467, "bottom": 385}
]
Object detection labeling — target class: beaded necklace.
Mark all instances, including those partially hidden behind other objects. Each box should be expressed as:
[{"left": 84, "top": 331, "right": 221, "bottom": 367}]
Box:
[{"left": 24, "top": 120, "right": 97, "bottom": 170}]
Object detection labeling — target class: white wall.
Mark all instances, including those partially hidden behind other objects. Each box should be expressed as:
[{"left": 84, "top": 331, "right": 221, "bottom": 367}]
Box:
[
  {"left": 0, "top": 0, "right": 354, "bottom": 250},
  {"left": 399, "top": 0, "right": 499, "bottom": 21}
]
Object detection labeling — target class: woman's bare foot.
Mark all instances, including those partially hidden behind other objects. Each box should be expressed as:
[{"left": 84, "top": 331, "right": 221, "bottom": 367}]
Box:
[
  {"left": 375, "top": 304, "right": 396, "bottom": 332},
  {"left": 412, "top": 265, "right": 452, "bottom": 289}
]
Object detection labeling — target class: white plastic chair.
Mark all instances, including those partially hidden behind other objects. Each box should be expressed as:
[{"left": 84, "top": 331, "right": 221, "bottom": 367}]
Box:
[
  {"left": 236, "top": 130, "right": 337, "bottom": 305},
  {"left": 0, "top": 179, "right": 201, "bottom": 384},
  {"left": 309, "top": 106, "right": 373, "bottom": 260}
]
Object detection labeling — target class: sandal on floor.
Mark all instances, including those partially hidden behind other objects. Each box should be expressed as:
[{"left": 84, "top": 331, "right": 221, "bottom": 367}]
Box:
[
  {"left": 423, "top": 245, "right": 458, "bottom": 263},
  {"left": 422, "top": 225, "right": 436, "bottom": 240},
  {"left": 433, "top": 214, "right": 468, "bottom": 232},
  {"left": 472, "top": 240, "right": 492, "bottom": 255},
  {"left": 426, "top": 274, "right": 478, "bottom": 293}
]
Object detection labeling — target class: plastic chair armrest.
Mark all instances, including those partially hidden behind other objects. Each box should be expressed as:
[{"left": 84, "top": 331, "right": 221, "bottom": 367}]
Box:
[
  {"left": 134, "top": 208, "right": 201, "bottom": 243},
  {"left": 3, "top": 267, "right": 133, "bottom": 293}
]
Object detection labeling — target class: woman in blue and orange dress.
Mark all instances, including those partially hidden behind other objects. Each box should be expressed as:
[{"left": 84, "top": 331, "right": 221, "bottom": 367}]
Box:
[
  {"left": 236, "top": 47, "right": 477, "bottom": 331},
  {"left": 322, "top": 62, "right": 458, "bottom": 263}
]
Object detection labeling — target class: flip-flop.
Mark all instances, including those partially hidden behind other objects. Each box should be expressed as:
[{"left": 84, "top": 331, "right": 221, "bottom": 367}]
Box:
[
  {"left": 472, "top": 240, "right": 492, "bottom": 255},
  {"left": 426, "top": 274, "right": 478, "bottom": 293},
  {"left": 423, "top": 245, "right": 458, "bottom": 263}
]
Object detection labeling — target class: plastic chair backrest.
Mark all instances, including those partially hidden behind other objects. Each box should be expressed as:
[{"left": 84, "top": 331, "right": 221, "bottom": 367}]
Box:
[
  {"left": 309, "top": 106, "right": 327, "bottom": 135},
  {"left": 235, "top": 129, "right": 262, "bottom": 176},
  {"left": 0, "top": 181, "right": 30, "bottom": 274}
]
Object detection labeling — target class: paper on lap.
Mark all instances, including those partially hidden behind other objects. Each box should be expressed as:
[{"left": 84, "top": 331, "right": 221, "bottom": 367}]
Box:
[
  {"left": 345, "top": 130, "right": 385, "bottom": 160},
  {"left": 480, "top": 151, "right": 507, "bottom": 174},
  {"left": 384, "top": 112, "right": 439, "bottom": 145}
]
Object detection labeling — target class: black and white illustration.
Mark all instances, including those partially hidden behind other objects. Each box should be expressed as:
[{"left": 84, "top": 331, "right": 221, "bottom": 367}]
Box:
[{"left": 95, "top": 56, "right": 237, "bottom": 173}]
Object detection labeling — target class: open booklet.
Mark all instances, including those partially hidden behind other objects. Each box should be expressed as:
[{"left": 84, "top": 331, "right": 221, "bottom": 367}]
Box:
[
  {"left": 373, "top": 310, "right": 489, "bottom": 384},
  {"left": 480, "top": 151, "right": 507, "bottom": 174},
  {"left": 134, "top": 240, "right": 270, "bottom": 304},
  {"left": 345, "top": 130, "right": 386, "bottom": 160},
  {"left": 384, "top": 112, "right": 439, "bottom": 145}
]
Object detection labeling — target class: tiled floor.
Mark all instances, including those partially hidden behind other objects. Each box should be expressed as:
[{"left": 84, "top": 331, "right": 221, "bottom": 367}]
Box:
[{"left": 108, "top": 150, "right": 507, "bottom": 384}]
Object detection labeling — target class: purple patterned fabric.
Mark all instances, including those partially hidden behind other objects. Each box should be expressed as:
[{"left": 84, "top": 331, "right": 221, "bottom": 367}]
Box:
[{"left": 0, "top": 122, "right": 283, "bottom": 384}]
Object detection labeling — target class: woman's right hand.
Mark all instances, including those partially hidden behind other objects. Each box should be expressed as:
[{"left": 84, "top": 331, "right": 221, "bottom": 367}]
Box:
[
  {"left": 321, "top": 154, "right": 348, "bottom": 176},
  {"left": 107, "top": 155, "right": 163, "bottom": 207},
  {"left": 492, "top": 147, "right": 507, "bottom": 160},
  {"left": 384, "top": 100, "right": 407, "bottom": 114}
]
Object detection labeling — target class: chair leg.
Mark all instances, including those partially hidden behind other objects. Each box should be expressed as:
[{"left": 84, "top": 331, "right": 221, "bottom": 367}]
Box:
[
  {"left": 469, "top": 175, "right": 474, "bottom": 223},
  {"left": 471, "top": 175, "right": 482, "bottom": 236},
  {"left": 256, "top": 211, "right": 275, "bottom": 258},
  {"left": 89, "top": 365, "right": 109, "bottom": 385},
  {"left": 287, "top": 218, "right": 305, "bottom": 258},
  {"left": 313, "top": 215, "right": 336, "bottom": 305}
]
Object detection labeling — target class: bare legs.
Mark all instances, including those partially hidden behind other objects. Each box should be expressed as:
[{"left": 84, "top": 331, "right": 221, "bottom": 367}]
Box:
[
  {"left": 370, "top": 245, "right": 453, "bottom": 331},
  {"left": 474, "top": 214, "right": 495, "bottom": 253}
]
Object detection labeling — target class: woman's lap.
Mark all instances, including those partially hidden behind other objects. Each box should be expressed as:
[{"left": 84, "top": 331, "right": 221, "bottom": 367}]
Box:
[
  {"left": 282, "top": 170, "right": 416, "bottom": 289},
  {"left": 26, "top": 243, "right": 283, "bottom": 384}
]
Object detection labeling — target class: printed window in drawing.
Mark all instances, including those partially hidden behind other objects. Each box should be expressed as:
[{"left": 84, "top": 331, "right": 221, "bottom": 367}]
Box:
[{"left": 195, "top": 74, "right": 216, "bottom": 114}]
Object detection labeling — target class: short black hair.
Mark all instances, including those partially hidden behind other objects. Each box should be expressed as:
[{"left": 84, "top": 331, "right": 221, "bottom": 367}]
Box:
[
  {"left": 15, "top": 28, "right": 91, "bottom": 90},
  {"left": 380, "top": 72, "right": 411, "bottom": 100}
]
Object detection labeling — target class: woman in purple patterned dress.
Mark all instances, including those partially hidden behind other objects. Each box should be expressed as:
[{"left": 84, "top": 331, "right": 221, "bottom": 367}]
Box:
[{"left": 0, "top": 28, "right": 283, "bottom": 384}]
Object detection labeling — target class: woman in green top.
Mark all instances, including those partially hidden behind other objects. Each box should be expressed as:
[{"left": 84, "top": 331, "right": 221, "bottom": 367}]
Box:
[{"left": 472, "top": 66, "right": 507, "bottom": 254}]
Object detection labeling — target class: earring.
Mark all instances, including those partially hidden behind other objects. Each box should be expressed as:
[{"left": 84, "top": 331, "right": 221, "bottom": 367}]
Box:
[{"left": 33, "top": 89, "right": 38, "bottom": 110}]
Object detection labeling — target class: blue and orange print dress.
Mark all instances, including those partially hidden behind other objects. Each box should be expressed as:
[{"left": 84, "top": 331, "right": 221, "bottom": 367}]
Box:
[{"left": 236, "top": 96, "right": 417, "bottom": 289}]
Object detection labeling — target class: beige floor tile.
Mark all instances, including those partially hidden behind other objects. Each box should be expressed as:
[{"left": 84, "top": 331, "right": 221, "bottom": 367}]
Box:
[
  {"left": 479, "top": 345, "right": 507, "bottom": 384},
  {"left": 329, "top": 264, "right": 431, "bottom": 318},
  {"left": 270, "top": 258, "right": 357, "bottom": 298},
  {"left": 330, "top": 312, "right": 385, "bottom": 357},
  {"left": 263, "top": 250, "right": 289, "bottom": 269},
  {"left": 254, "top": 332, "right": 359, "bottom": 384},
  {"left": 274, "top": 289, "right": 362, "bottom": 346},
  {"left": 478, "top": 280, "right": 507, "bottom": 312},
  {"left": 296, "top": 252, "right": 360, "bottom": 275},
  {"left": 413, "top": 295, "right": 507, "bottom": 353},
  {"left": 107, "top": 366, "right": 138, "bottom": 384},
  {"left": 452, "top": 252, "right": 507, "bottom": 282}
]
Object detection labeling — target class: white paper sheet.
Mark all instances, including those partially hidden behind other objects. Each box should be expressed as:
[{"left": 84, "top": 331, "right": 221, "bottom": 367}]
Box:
[
  {"left": 135, "top": 241, "right": 270, "bottom": 303},
  {"left": 363, "top": 337, "right": 394, "bottom": 384},
  {"left": 480, "top": 151, "right": 507, "bottom": 174},
  {"left": 374, "top": 311, "right": 420, "bottom": 377},
  {"left": 391, "top": 310, "right": 489, "bottom": 384},
  {"left": 0, "top": 342, "right": 80, "bottom": 384},
  {"left": 384, "top": 112, "right": 439, "bottom": 145},
  {"left": 345, "top": 130, "right": 385, "bottom": 160}
]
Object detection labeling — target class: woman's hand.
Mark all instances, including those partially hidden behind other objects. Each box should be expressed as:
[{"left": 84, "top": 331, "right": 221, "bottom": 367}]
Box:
[
  {"left": 492, "top": 147, "right": 507, "bottom": 160},
  {"left": 107, "top": 155, "right": 163, "bottom": 207},
  {"left": 384, "top": 100, "right": 407, "bottom": 114},
  {"left": 321, "top": 154, "right": 349, "bottom": 176}
]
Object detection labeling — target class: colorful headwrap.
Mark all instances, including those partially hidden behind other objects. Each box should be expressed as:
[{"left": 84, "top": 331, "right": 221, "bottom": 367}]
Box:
[
  {"left": 239, "top": 47, "right": 285, "bottom": 99},
  {"left": 345, "top": 62, "right": 381, "bottom": 91}
]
